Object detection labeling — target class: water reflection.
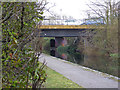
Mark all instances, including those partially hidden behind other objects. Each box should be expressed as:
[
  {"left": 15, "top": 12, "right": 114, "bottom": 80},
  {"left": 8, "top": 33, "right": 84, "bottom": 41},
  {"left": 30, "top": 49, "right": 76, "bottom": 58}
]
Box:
[
  {"left": 61, "top": 53, "right": 67, "bottom": 60},
  {"left": 56, "top": 46, "right": 84, "bottom": 65}
]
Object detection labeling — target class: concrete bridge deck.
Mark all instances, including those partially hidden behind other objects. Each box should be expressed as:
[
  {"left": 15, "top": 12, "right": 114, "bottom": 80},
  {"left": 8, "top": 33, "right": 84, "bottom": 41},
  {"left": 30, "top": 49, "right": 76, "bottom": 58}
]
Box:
[{"left": 37, "top": 25, "right": 102, "bottom": 37}]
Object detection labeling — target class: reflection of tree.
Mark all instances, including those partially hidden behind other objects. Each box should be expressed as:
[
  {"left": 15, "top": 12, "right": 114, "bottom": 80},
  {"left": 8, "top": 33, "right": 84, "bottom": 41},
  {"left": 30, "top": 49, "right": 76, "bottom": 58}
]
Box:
[{"left": 67, "top": 44, "right": 84, "bottom": 64}]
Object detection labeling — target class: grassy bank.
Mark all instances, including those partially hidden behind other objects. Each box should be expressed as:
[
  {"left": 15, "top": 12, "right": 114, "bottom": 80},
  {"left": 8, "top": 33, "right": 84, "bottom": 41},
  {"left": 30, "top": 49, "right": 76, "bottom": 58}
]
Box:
[{"left": 43, "top": 67, "right": 83, "bottom": 88}]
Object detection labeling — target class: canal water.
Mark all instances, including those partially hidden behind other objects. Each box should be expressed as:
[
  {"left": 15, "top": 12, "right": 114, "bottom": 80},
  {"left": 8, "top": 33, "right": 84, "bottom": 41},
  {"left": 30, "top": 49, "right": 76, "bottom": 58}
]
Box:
[
  {"left": 54, "top": 45, "right": 84, "bottom": 65},
  {"left": 49, "top": 45, "right": 119, "bottom": 77},
  {"left": 43, "top": 37, "right": 118, "bottom": 77}
]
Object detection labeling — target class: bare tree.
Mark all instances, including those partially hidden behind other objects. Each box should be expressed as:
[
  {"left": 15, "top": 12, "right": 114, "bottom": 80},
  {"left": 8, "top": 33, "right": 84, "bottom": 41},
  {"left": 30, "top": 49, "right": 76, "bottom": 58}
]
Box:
[
  {"left": 78, "top": 0, "right": 119, "bottom": 76},
  {"left": 86, "top": 0, "right": 119, "bottom": 24}
]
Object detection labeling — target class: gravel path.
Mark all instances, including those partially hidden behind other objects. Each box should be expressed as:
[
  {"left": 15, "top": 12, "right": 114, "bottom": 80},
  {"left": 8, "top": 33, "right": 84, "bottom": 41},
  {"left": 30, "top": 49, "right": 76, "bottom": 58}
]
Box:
[{"left": 39, "top": 54, "right": 119, "bottom": 88}]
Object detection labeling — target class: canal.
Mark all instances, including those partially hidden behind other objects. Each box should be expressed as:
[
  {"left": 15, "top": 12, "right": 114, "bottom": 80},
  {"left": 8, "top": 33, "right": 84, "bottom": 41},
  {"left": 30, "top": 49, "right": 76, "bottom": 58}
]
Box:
[
  {"left": 43, "top": 37, "right": 119, "bottom": 77},
  {"left": 55, "top": 45, "right": 84, "bottom": 65}
]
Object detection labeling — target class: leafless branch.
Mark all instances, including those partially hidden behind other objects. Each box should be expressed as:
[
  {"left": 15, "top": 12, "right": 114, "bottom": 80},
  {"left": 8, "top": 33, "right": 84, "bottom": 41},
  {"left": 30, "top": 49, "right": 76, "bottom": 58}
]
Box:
[{"left": 87, "top": 4, "right": 104, "bottom": 18}]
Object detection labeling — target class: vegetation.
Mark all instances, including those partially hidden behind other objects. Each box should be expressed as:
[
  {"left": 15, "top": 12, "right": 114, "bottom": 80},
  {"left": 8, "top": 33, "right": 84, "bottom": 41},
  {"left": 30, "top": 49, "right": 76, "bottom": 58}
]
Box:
[
  {"left": 78, "top": 0, "right": 119, "bottom": 77},
  {"left": 42, "top": 37, "right": 54, "bottom": 54},
  {"left": 1, "top": 1, "right": 48, "bottom": 88}
]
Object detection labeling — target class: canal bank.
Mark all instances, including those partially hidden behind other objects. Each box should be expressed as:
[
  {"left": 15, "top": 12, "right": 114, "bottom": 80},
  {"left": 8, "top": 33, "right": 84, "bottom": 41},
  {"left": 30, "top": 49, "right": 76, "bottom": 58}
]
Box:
[{"left": 39, "top": 53, "right": 119, "bottom": 88}]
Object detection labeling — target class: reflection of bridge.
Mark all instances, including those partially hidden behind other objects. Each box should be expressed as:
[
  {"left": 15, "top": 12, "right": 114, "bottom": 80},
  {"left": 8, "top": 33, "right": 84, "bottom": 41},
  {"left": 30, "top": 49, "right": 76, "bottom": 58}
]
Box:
[{"left": 37, "top": 25, "right": 98, "bottom": 57}]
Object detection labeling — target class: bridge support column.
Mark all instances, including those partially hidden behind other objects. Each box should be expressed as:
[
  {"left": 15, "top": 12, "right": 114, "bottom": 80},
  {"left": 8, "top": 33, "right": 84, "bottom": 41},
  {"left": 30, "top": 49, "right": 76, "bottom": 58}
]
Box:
[
  {"left": 82, "top": 37, "right": 90, "bottom": 64},
  {"left": 55, "top": 37, "right": 64, "bottom": 57},
  {"left": 50, "top": 39, "right": 55, "bottom": 56},
  {"left": 50, "top": 37, "right": 64, "bottom": 57},
  {"left": 55, "top": 37, "right": 64, "bottom": 47}
]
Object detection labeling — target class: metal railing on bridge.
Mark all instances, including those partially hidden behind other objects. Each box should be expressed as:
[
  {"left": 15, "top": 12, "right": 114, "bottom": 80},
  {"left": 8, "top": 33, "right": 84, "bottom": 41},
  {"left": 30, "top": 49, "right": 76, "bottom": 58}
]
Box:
[{"left": 41, "top": 19, "right": 82, "bottom": 25}]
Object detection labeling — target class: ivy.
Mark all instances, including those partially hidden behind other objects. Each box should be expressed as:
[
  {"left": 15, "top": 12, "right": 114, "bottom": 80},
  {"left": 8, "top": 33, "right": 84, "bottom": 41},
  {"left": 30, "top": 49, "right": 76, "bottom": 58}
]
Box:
[{"left": 2, "top": 2, "right": 47, "bottom": 88}]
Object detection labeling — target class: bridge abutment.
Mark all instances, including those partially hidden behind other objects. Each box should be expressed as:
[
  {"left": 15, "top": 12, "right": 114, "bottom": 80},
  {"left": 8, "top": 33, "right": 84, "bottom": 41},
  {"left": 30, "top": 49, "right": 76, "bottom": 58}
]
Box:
[{"left": 50, "top": 37, "right": 64, "bottom": 57}]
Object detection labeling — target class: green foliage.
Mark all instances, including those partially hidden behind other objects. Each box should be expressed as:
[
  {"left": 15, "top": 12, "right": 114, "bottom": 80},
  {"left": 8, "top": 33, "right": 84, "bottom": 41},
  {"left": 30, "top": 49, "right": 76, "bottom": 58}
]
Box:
[
  {"left": 57, "top": 45, "right": 68, "bottom": 54},
  {"left": 2, "top": 2, "right": 47, "bottom": 88},
  {"left": 110, "top": 53, "right": 118, "bottom": 58},
  {"left": 42, "top": 38, "right": 54, "bottom": 54}
]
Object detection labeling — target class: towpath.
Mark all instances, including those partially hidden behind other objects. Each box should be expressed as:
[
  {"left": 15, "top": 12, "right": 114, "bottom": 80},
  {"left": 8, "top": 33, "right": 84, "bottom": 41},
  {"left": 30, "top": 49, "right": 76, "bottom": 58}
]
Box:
[{"left": 39, "top": 54, "right": 119, "bottom": 88}]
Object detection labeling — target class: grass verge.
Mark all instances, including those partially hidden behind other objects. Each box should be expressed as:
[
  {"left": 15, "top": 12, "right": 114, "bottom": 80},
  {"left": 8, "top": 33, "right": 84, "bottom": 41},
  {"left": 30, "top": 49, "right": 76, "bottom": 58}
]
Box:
[{"left": 43, "top": 67, "right": 83, "bottom": 88}]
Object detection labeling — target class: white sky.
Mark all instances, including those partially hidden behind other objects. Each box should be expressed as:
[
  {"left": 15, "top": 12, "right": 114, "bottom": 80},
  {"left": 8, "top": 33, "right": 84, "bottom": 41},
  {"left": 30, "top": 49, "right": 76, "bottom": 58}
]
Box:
[
  {"left": 43, "top": 0, "right": 119, "bottom": 20},
  {"left": 44, "top": 0, "right": 94, "bottom": 19}
]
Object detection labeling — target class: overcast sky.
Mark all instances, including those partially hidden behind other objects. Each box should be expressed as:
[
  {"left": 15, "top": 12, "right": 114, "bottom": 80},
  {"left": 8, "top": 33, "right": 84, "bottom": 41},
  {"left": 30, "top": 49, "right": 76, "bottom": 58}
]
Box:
[
  {"left": 43, "top": 0, "right": 119, "bottom": 20},
  {"left": 44, "top": 0, "right": 92, "bottom": 19}
]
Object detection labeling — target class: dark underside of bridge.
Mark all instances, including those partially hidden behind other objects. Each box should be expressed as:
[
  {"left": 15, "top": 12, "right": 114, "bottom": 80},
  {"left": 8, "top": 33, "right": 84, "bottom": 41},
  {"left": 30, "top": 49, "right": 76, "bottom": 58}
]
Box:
[{"left": 39, "top": 29, "right": 94, "bottom": 37}]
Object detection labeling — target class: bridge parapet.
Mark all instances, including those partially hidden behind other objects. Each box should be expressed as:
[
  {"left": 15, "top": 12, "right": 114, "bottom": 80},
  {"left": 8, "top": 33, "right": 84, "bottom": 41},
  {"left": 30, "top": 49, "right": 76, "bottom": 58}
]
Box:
[{"left": 37, "top": 25, "right": 103, "bottom": 30}]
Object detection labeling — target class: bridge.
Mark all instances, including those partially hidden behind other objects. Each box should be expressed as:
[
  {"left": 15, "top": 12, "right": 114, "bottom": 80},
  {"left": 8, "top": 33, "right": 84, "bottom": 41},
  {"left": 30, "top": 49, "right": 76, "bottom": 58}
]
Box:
[
  {"left": 37, "top": 24, "right": 101, "bottom": 56},
  {"left": 38, "top": 25, "right": 98, "bottom": 37}
]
